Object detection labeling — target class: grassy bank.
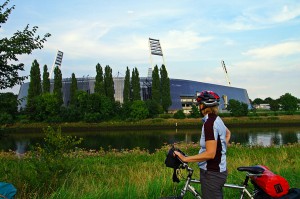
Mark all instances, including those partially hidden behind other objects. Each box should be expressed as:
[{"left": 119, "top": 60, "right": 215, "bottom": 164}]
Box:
[
  {"left": 3, "top": 115, "right": 300, "bottom": 131},
  {"left": 1, "top": 143, "right": 299, "bottom": 198}
]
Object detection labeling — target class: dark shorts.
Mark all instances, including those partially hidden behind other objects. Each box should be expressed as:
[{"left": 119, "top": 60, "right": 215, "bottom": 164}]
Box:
[{"left": 200, "top": 169, "right": 228, "bottom": 199}]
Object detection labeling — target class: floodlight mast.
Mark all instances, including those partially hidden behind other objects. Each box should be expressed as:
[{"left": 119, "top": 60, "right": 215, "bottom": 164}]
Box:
[
  {"left": 50, "top": 50, "right": 64, "bottom": 79},
  {"left": 148, "top": 38, "right": 166, "bottom": 75},
  {"left": 221, "top": 60, "right": 231, "bottom": 86}
]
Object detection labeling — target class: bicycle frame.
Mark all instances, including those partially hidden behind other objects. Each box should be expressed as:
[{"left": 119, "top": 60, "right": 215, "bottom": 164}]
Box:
[{"left": 175, "top": 163, "right": 260, "bottom": 199}]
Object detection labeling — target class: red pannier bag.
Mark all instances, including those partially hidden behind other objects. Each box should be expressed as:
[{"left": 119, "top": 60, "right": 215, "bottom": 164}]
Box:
[{"left": 251, "top": 165, "right": 290, "bottom": 198}]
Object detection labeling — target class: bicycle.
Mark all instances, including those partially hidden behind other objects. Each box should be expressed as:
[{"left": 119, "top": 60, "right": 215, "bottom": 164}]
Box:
[
  {"left": 161, "top": 160, "right": 269, "bottom": 199},
  {"left": 161, "top": 159, "right": 300, "bottom": 199}
]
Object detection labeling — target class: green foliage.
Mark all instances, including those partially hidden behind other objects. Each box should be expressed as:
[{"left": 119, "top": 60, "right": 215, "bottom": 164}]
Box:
[
  {"left": 84, "top": 112, "right": 102, "bottom": 122},
  {"left": 130, "top": 100, "right": 149, "bottom": 120},
  {"left": 270, "top": 100, "right": 280, "bottom": 112},
  {"left": 145, "top": 99, "right": 163, "bottom": 118},
  {"left": 0, "top": 0, "right": 50, "bottom": 89},
  {"left": 28, "top": 126, "right": 83, "bottom": 195},
  {"left": 26, "top": 59, "right": 42, "bottom": 116},
  {"left": 279, "top": 93, "right": 298, "bottom": 114},
  {"left": 69, "top": 73, "right": 78, "bottom": 106},
  {"left": 42, "top": 64, "right": 50, "bottom": 93},
  {"left": 34, "top": 93, "right": 60, "bottom": 122},
  {"left": 0, "top": 112, "right": 13, "bottom": 124},
  {"left": 131, "top": 67, "right": 141, "bottom": 101},
  {"left": 123, "top": 66, "right": 131, "bottom": 103},
  {"left": 227, "top": 99, "right": 248, "bottom": 116},
  {"left": 252, "top": 98, "right": 264, "bottom": 105},
  {"left": 160, "top": 64, "right": 172, "bottom": 113},
  {"left": 104, "top": 65, "right": 115, "bottom": 101},
  {"left": 151, "top": 65, "right": 160, "bottom": 104},
  {"left": 0, "top": 92, "right": 18, "bottom": 117},
  {"left": 0, "top": 143, "right": 299, "bottom": 198},
  {"left": 53, "top": 66, "right": 63, "bottom": 106},
  {"left": 60, "top": 105, "right": 82, "bottom": 122},
  {"left": 34, "top": 126, "right": 83, "bottom": 159},
  {"left": 189, "top": 104, "right": 200, "bottom": 118},
  {"left": 94, "top": 63, "right": 105, "bottom": 95},
  {"left": 173, "top": 109, "right": 186, "bottom": 119}
]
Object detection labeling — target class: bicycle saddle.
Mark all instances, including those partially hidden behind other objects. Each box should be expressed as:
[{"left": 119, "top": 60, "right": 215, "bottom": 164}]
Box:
[{"left": 237, "top": 166, "right": 265, "bottom": 174}]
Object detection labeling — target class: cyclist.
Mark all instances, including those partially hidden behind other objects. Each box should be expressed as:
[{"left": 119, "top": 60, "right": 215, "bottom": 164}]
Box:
[{"left": 174, "top": 90, "right": 231, "bottom": 199}]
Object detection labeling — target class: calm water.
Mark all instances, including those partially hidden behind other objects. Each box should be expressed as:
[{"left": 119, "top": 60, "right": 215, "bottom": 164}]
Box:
[{"left": 0, "top": 127, "right": 300, "bottom": 153}]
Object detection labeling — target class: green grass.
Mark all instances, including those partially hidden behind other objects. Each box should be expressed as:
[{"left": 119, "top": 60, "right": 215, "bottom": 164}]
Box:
[{"left": 0, "top": 143, "right": 299, "bottom": 198}]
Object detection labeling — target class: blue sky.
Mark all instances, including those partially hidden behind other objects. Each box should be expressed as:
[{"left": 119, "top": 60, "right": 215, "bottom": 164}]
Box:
[{"left": 1, "top": 0, "right": 300, "bottom": 100}]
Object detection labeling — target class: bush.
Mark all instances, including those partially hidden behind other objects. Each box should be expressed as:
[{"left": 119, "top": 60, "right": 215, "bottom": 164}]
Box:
[
  {"left": 0, "top": 113, "right": 14, "bottom": 124},
  {"left": 84, "top": 113, "right": 102, "bottom": 123},
  {"left": 173, "top": 110, "right": 186, "bottom": 119},
  {"left": 159, "top": 114, "right": 172, "bottom": 119}
]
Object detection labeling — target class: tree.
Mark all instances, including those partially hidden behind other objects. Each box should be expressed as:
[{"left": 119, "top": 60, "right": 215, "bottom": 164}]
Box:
[
  {"left": 53, "top": 66, "right": 63, "bottom": 106},
  {"left": 252, "top": 98, "right": 264, "bottom": 105},
  {"left": 42, "top": 65, "right": 50, "bottom": 93},
  {"left": 0, "top": 92, "right": 18, "bottom": 120},
  {"left": 26, "top": 59, "right": 42, "bottom": 116},
  {"left": 104, "top": 65, "right": 114, "bottom": 101},
  {"left": 130, "top": 100, "right": 149, "bottom": 120},
  {"left": 94, "top": 63, "right": 105, "bottom": 95},
  {"left": 190, "top": 104, "right": 200, "bottom": 118},
  {"left": 69, "top": 73, "right": 77, "bottom": 106},
  {"left": 34, "top": 93, "right": 60, "bottom": 122},
  {"left": 269, "top": 99, "right": 280, "bottom": 113},
  {"left": 151, "top": 65, "right": 160, "bottom": 104},
  {"left": 131, "top": 67, "right": 141, "bottom": 101},
  {"left": 227, "top": 99, "right": 248, "bottom": 117},
  {"left": 264, "top": 97, "right": 273, "bottom": 104},
  {"left": 279, "top": 93, "right": 298, "bottom": 114},
  {"left": 123, "top": 66, "right": 130, "bottom": 103},
  {"left": 0, "top": 0, "right": 50, "bottom": 89},
  {"left": 160, "top": 64, "right": 172, "bottom": 112}
]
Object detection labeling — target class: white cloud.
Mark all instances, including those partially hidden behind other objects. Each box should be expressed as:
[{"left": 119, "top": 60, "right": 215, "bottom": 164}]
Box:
[
  {"left": 272, "top": 5, "right": 300, "bottom": 23},
  {"left": 243, "top": 41, "right": 300, "bottom": 59}
]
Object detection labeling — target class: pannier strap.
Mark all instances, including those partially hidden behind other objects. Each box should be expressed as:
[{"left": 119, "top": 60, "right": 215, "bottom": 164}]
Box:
[{"left": 237, "top": 166, "right": 265, "bottom": 174}]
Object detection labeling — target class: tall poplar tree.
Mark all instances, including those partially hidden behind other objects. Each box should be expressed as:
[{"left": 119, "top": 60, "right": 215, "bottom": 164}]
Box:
[
  {"left": 160, "top": 64, "right": 172, "bottom": 112},
  {"left": 27, "top": 59, "right": 42, "bottom": 114},
  {"left": 104, "top": 65, "right": 114, "bottom": 101},
  {"left": 123, "top": 67, "right": 131, "bottom": 103},
  {"left": 131, "top": 67, "right": 141, "bottom": 101},
  {"left": 42, "top": 64, "right": 50, "bottom": 93},
  {"left": 70, "top": 73, "right": 77, "bottom": 106},
  {"left": 53, "top": 66, "right": 63, "bottom": 106},
  {"left": 151, "top": 65, "right": 160, "bottom": 104},
  {"left": 94, "top": 63, "right": 105, "bottom": 94}
]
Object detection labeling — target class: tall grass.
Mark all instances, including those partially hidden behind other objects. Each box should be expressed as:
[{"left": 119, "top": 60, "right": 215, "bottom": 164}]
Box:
[{"left": 0, "top": 143, "right": 299, "bottom": 198}]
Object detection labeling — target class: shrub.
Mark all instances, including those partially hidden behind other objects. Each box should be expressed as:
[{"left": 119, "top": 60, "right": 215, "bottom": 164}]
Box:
[{"left": 173, "top": 110, "right": 186, "bottom": 119}]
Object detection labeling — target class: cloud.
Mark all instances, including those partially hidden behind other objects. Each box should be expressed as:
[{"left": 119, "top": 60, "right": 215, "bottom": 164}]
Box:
[
  {"left": 272, "top": 5, "right": 300, "bottom": 23},
  {"left": 243, "top": 41, "right": 300, "bottom": 59}
]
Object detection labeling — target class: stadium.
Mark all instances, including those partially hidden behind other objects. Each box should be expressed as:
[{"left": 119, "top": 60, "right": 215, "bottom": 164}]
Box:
[{"left": 17, "top": 38, "right": 251, "bottom": 112}]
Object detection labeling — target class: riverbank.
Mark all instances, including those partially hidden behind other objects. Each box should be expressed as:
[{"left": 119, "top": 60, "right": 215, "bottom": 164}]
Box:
[
  {"left": 1, "top": 143, "right": 299, "bottom": 198},
  {"left": 3, "top": 115, "right": 300, "bottom": 131}
]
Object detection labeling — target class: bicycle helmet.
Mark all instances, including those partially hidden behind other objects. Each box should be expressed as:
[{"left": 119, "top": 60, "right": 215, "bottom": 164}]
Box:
[{"left": 196, "top": 90, "right": 220, "bottom": 107}]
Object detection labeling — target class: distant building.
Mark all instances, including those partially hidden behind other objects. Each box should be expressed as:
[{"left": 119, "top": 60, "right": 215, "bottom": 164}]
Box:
[{"left": 18, "top": 77, "right": 251, "bottom": 112}]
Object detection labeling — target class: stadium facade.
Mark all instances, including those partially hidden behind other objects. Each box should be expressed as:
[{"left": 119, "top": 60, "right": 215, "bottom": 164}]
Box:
[{"left": 17, "top": 77, "right": 251, "bottom": 112}]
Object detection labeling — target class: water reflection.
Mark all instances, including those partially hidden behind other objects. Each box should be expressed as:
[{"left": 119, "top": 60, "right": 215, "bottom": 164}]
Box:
[{"left": 0, "top": 127, "right": 299, "bottom": 153}]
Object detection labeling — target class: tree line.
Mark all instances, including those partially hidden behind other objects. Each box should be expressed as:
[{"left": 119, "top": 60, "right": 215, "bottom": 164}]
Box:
[{"left": 0, "top": 60, "right": 172, "bottom": 124}]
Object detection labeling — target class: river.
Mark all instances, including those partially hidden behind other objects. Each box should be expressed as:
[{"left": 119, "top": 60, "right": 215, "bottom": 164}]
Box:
[{"left": 0, "top": 127, "right": 299, "bottom": 153}]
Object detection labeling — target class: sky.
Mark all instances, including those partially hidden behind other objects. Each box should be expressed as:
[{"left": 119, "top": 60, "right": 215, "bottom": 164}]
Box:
[{"left": 1, "top": 0, "right": 300, "bottom": 100}]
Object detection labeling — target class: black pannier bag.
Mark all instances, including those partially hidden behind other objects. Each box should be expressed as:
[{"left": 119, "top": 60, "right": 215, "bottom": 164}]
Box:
[{"left": 164, "top": 146, "right": 186, "bottom": 183}]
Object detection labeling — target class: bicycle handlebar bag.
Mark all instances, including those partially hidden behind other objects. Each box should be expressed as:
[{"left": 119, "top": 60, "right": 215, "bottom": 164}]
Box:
[
  {"left": 250, "top": 165, "right": 290, "bottom": 198},
  {"left": 164, "top": 146, "right": 185, "bottom": 183}
]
